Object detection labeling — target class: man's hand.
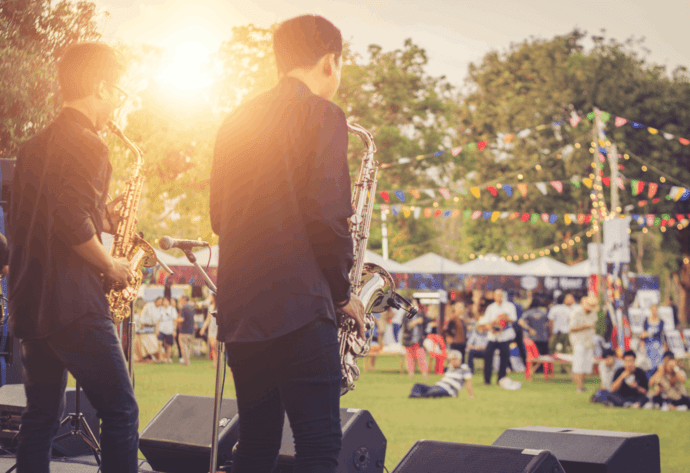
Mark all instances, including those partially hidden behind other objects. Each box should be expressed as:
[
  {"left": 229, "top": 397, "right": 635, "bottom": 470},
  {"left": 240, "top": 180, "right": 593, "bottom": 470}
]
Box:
[
  {"left": 105, "top": 257, "right": 134, "bottom": 288},
  {"left": 339, "top": 294, "right": 366, "bottom": 340}
]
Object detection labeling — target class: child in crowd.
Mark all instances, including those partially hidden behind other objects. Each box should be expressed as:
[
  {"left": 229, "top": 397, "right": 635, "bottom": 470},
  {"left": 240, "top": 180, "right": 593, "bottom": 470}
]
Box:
[{"left": 409, "top": 350, "right": 474, "bottom": 399}]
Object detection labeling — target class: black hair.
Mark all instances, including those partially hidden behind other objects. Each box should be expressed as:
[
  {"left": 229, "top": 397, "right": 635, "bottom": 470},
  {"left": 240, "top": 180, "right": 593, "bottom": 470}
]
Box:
[
  {"left": 663, "top": 351, "right": 675, "bottom": 360},
  {"left": 58, "top": 42, "right": 124, "bottom": 101},
  {"left": 623, "top": 350, "right": 636, "bottom": 359},
  {"left": 602, "top": 348, "right": 616, "bottom": 358},
  {"left": 273, "top": 15, "right": 343, "bottom": 76}
]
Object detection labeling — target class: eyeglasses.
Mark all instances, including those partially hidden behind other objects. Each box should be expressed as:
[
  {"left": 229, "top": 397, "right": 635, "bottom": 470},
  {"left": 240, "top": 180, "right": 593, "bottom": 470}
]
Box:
[{"left": 110, "top": 84, "right": 129, "bottom": 108}]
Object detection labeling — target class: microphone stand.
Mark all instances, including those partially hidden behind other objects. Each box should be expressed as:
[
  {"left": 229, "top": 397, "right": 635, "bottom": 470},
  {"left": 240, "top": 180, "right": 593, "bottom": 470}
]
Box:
[{"left": 178, "top": 247, "right": 225, "bottom": 473}]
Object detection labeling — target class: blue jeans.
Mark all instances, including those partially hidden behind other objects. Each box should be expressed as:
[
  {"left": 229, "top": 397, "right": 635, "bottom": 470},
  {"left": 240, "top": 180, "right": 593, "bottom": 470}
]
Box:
[
  {"left": 16, "top": 314, "right": 139, "bottom": 473},
  {"left": 226, "top": 316, "right": 342, "bottom": 473}
]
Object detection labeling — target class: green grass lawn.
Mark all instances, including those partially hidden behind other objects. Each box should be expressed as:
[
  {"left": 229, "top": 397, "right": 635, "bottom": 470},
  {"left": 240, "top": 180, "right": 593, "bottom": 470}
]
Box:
[{"left": 76, "top": 353, "right": 690, "bottom": 472}]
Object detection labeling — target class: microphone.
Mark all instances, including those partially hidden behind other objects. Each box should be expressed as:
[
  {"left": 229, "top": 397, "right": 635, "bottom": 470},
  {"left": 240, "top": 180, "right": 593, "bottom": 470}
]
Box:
[{"left": 159, "top": 236, "right": 210, "bottom": 251}]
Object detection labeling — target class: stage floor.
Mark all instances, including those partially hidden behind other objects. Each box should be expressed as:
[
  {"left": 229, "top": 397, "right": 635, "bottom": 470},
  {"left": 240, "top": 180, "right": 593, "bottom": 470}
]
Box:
[{"left": 0, "top": 454, "right": 159, "bottom": 473}]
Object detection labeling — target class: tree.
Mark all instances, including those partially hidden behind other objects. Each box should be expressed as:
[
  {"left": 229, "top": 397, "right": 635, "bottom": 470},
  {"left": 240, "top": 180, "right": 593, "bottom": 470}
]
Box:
[{"left": 0, "top": 0, "right": 101, "bottom": 158}]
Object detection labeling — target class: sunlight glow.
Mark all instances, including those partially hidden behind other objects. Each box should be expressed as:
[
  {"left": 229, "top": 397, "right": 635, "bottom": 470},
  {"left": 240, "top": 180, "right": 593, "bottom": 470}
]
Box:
[{"left": 159, "top": 41, "right": 212, "bottom": 91}]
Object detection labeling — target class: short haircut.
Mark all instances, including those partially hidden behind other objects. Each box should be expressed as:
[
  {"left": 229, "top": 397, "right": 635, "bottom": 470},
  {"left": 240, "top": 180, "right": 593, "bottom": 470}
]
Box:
[
  {"left": 602, "top": 348, "right": 616, "bottom": 358},
  {"left": 623, "top": 350, "right": 636, "bottom": 359},
  {"left": 58, "top": 42, "right": 124, "bottom": 101},
  {"left": 273, "top": 15, "right": 343, "bottom": 76},
  {"left": 663, "top": 351, "right": 675, "bottom": 360},
  {"left": 155, "top": 297, "right": 163, "bottom": 302},
  {"left": 447, "top": 350, "right": 463, "bottom": 361}
]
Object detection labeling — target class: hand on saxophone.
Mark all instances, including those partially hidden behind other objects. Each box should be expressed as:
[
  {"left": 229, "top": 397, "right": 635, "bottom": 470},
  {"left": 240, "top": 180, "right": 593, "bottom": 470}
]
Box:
[
  {"left": 106, "top": 257, "right": 135, "bottom": 287},
  {"left": 340, "top": 294, "right": 366, "bottom": 340}
]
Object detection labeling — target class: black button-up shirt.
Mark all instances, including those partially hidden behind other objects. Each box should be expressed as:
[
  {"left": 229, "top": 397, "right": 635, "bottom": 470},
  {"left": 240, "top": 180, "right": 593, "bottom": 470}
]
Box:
[
  {"left": 8, "top": 108, "right": 112, "bottom": 339},
  {"left": 211, "top": 77, "right": 354, "bottom": 343}
]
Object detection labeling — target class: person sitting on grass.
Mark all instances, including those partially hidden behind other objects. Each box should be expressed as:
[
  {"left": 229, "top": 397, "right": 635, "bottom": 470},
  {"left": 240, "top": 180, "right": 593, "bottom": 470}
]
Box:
[
  {"left": 647, "top": 351, "right": 676, "bottom": 408},
  {"left": 608, "top": 350, "right": 649, "bottom": 408},
  {"left": 409, "top": 350, "right": 474, "bottom": 399},
  {"left": 590, "top": 349, "right": 624, "bottom": 405},
  {"left": 648, "top": 353, "right": 689, "bottom": 411}
]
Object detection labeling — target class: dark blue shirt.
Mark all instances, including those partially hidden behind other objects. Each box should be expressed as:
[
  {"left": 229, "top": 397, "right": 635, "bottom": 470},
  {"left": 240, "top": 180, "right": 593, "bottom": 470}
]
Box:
[
  {"left": 211, "top": 77, "right": 353, "bottom": 343},
  {"left": 9, "top": 108, "right": 112, "bottom": 339},
  {"left": 180, "top": 303, "right": 195, "bottom": 335}
]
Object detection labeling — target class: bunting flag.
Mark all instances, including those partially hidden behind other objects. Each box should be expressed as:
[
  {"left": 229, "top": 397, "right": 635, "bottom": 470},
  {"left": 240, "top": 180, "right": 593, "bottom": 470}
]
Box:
[
  {"left": 503, "top": 184, "right": 513, "bottom": 197},
  {"left": 521, "top": 213, "right": 530, "bottom": 222},
  {"left": 394, "top": 190, "right": 406, "bottom": 202},
  {"left": 470, "top": 187, "right": 481, "bottom": 198},
  {"left": 500, "top": 211, "right": 510, "bottom": 219},
  {"left": 414, "top": 207, "right": 421, "bottom": 219},
  {"left": 379, "top": 191, "right": 390, "bottom": 203},
  {"left": 570, "top": 116, "right": 581, "bottom": 127},
  {"left": 648, "top": 127, "right": 658, "bottom": 135},
  {"left": 424, "top": 208, "right": 433, "bottom": 218},
  {"left": 434, "top": 209, "right": 442, "bottom": 217},
  {"left": 577, "top": 214, "right": 586, "bottom": 224},
  {"left": 550, "top": 180, "right": 563, "bottom": 193},
  {"left": 615, "top": 116, "right": 627, "bottom": 127},
  {"left": 403, "top": 208, "right": 411, "bottom": 218},
  {"left": 509, "top": 212, "right": 519, "bottom": 219},
  {"left": 477, "top": 140, "right": 488, "bottom": 151},
  {"left": 531, "top": 213, "right": 539, "bottom": 223},
  {"left": 423, "top": 189, "right": 435, "bottom": 199},
  {"left": 571, "top": 177, "right": 581, "bottom": 188},
  {"left": 491, "top": 211, "right": 501, "bottom": 222},
  {"left": 549, "top": 214, "right": 558, "bottom": 223},
  {"left": 409, "top": 189, "right": 421, "bottom": 199},
  {"left": 443, "top": 210, "right": 452, "bottom": 218},
  {"left": 582, "top": 178, "right": 593, "bottom": 189},
  {"left": 487, "top": 186, "right": 498, "bottom": 196},
  {"left": 535, "top": 182, "right": 548, "bottom": 195},
  {"left": 648, "top": 182, "right": 658, "bottom": 198},
  {"left": 541, "top": 213, "right": 549, "bottom": 223},
  {"left": 451, "top": 146, "right": 463, "bottom": 156},
  {"left": 504, "top": 133, "right": 515, "bottom": 143},
  {"left": 483, "top": 211, "right": 491, "bottom": 219},
  {"left": 602, "top": 177, "right": 611, "bottom": 187},
  {"left": 565, "top": 214, "right": 572, "bottom": 225},
  {"left": 471, "top": 210, "right": 482, "bottom": 220},
  {"left": 438, "top": 188, "right": 451, "bottom": 200},
  {"left": 517, "top": 182, "right": 528, "bottom": 197}
]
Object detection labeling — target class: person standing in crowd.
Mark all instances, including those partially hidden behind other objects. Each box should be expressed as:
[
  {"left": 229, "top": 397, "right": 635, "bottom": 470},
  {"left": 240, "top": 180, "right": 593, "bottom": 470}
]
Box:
[
  {"left": 569, "top": 295, "right": 598, "bottom": 393},
  {"left": 480, "top": 288, "right": 517, "bottom": 386},
  {"left": 508, "top": 290, "right": 526, "bottom": 364},
  {"left": 210, "top": 14, "right": 365, "bottom": 471},
  {"left": 156, "top": 297, "right": 177, "bottom": 363},
  {"left": 176, "top": 295, "right": 195, "bottom": 365},
  {"left": 402, "top": 304, "right": 429, "bottom": 379},
  {"left": 640, "top": 304, "right": 667, "bottom": 378},
  {"left": 200, "top": 293, "right": 219, "bottom": 368},
  {"left": 409, "top": 351, "right": 474, "bottom": 399},
  {"left": 548, "top": 294, "right": 574, "bottom": 370},
  {"left": 465, "top": 322, "right": 489, "bottom": 374},
  {"left": 519, "top": 297, "right": 550, "bottom": 356},
  {"left": 444, "top": 301, "right": 467, "bottom": 362},
  {"left": 609, "top": 350, "right": 649, "bottom": 407},
  {"left": 134, "top": 297, "right": 163, "bottom": 363},
  {"left": 665, "top": 297, "right": 679, "bottom": 329},
  {"left": 7, "top": 42, "right": 139, "bottom": 472}
]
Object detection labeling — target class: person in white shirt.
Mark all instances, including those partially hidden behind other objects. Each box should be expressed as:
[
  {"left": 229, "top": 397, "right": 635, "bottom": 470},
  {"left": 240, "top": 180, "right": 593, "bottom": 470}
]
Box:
[
  {"left": 134, "top": 297, "right": 163, "bottom": 362},
  {"left": 569, "top": 295, "right": 599, "bottom": 393},
  {"left": 408, "top": 351, "right": 474, "bottom": 399},
  {"left": 548, "top": 294, "right": 575, "bottom": 356},
  {"left": 479, "top": 289, "right": 517, "bottom": 385},
  {"left": 156, "top": 297, "right": 178, "bottom": 363}
]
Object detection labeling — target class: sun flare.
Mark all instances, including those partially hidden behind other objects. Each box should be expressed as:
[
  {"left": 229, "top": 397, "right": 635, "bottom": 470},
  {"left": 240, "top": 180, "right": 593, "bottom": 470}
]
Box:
[{"left": 159, "top": 41, "right": 212, "bottom": 91}]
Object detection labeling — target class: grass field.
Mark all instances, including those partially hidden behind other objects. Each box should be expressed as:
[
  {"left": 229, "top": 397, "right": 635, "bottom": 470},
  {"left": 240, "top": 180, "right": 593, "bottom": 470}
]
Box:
[{"left": 82, "top": 353, "right": 690, "bottom": 472}]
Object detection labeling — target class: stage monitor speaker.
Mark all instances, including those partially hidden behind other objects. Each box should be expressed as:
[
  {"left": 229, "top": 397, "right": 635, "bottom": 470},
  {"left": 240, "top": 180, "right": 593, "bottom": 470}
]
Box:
[
  {"left": 139, "top": 395, "right": 240, "bottom": 473},
  {"left": 275, "top": 407, "right": 386, "bottom": 473},
  {"left": 392, "top": 440, "right": 565, "bottom": 473},
  {"left": 492, "top": 426, "right": 660, "bottom": 473},
  {"left": 0, "top": 383, "right": 99, "bottom": 457}
]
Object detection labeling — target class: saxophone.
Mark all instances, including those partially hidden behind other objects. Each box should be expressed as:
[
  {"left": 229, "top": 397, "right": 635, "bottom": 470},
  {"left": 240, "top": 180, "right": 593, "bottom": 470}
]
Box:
[
  {"left": 104, "top": 121, "right": 157, "bottom": 324},
  {"left": 339, "top": 123, "right": 417, "bottom": 396}
]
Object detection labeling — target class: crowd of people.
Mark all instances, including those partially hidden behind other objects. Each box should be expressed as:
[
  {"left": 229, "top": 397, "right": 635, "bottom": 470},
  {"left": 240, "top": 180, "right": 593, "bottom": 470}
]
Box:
[{"left": 131, "top": 293, "right": 218, "bottom": 366}]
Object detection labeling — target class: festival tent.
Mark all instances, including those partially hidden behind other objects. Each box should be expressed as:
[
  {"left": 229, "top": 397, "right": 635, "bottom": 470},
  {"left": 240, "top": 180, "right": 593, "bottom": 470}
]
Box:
[
  {"left": 568, "top": 259, "right": 608, "bottom": 277},
  {"left": 517, "top": 257, "right": 575, "bottom": 277},
  {"left": 404, "top": 252, "right": 466, "bottom": 274},
  {"left": 364, "top": 250, "right": 413, "bottom": 274},
  {"left": 192, "top": 245, "right": 219, "bottom": 267},
  {"left": 453, "top": 253, "right": 522, "bottom": 276}
]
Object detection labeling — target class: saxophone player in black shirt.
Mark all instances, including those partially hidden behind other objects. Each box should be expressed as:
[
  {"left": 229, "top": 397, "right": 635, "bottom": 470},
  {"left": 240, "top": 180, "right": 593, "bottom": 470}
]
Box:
[
  {"left": 211, "top": 15, "right": 365, "bottom": 472},
  {"left": 8, "top": 42, "right": 138, "bottom": 473}
]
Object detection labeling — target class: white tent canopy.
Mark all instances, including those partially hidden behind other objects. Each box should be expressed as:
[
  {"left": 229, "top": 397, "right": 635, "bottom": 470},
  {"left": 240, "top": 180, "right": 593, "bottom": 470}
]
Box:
[
  {"left": 192, "top": 245, "right": 219, "bottom": 267},
  {"left": 364, "top": 250, "right": 413, "bottom": 274},
  {"left": 517, "top": 257, "right": 576, "bottom": 277},
  {"left": 569, "top": 258, "right": 607, "bottom": 277},
  {"left": 404, "top": 252, "right": 466, "bottom": 274},
  {"left": 453, "top": 253, "right": 521, "bottom": 276},
  {"left": 153, "top": 248, "right": 190, "bottom": 267}
]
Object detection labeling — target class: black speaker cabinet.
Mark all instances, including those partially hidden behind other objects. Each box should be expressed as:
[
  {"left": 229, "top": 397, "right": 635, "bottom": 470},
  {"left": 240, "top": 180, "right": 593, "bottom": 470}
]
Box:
[
  {"left": 0, "top": 383, "right": 99, "bottom": 457},
  {"left": 139, "top": 395, "right": 240, "bottom": 473},
  {"left": 275, "top": 407, "right": 386, "bottom": 473},
  {"left": 392, "top": 440, "right": 565, "bottom": 473},
  {"left": 493, "top": 427, "right": 660, "bottom": 473}
]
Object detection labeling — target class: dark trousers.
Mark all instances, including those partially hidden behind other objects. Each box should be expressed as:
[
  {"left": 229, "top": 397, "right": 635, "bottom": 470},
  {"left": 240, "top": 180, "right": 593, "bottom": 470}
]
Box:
[
  {"left": 534, "top": 341, "right": 549, "bottom": 355},
  {"left": 409, "top": 383, "right": 451, "bottom": 398},
  {"left": 467, "top": 349, "right": 486, "bottom": 373},
  {"left": 514, "top": 324, "right": 526, "bottom": 363},
  {"left": 607, "top": 391, "right": 649, "bottom": 407},
  {"left": 449, "top": 342, "right": 466, "bottom": 363},
  {"left": 226, "top": 317, "right": 342, "bottom": 473},
  {"left": 484, "top": 340, "right": 511, "bottom": 384},
  {"left": 17, "top": 314, "right": 139, "bottom": 473},
  {"left": 670, "top": 396, "right": 690, "bottom": 408}
]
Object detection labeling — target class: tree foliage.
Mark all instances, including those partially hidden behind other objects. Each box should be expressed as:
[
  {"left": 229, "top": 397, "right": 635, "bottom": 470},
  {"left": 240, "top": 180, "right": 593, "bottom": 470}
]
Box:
[{"left": 0, "top": 0, "right": 101, "bottom": 157}]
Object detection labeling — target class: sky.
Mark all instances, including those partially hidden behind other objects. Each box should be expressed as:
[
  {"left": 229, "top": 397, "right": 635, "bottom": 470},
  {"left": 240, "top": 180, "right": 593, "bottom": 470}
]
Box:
[{"left": 92, "top": 0, "right": 690, "bottom": 88}]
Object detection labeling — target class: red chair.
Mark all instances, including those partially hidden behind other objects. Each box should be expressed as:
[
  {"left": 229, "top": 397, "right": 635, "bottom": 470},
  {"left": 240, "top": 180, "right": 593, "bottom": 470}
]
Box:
[
  {"left": 524, "top": 338, "right": 553, "bottom": 381},
  {"left": 425, "top": 334, "right": 447, "bottom": 375}
]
